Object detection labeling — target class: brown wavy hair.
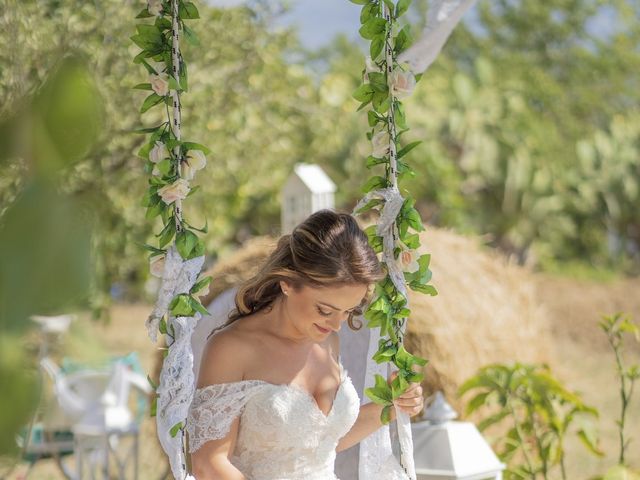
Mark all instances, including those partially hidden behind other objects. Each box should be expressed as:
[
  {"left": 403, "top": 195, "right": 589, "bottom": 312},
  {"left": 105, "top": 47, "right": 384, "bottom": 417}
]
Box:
[{"left": 212, "top": 209, "right": 384, "bottom": 336}]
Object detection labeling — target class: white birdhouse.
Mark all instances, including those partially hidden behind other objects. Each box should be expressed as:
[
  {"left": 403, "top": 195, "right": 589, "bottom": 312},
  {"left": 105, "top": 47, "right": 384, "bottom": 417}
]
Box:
[
  {"left": 281, "top": 163, "right": 336, "bottom": 234},
  {"left": 412, "top": 391, "right": 506, "bottom": 480}
]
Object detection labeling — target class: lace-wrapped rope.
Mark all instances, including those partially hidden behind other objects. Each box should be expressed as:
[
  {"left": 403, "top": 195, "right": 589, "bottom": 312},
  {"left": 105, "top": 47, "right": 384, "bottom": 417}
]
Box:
[
  {"left": 397, "top": 0, "right": 476, "bottom": 75},
  {"left": 146, "top": 242, "right": 205, "bottom": 479}
]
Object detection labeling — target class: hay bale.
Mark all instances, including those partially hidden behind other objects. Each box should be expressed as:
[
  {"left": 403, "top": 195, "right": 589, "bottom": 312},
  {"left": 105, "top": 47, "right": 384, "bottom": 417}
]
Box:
[
  {"left": 197, "top": 227, "right": 553, "bottom": 418},
  {"left": 404, "top": 228, "right": 552, "bottom": 416}
]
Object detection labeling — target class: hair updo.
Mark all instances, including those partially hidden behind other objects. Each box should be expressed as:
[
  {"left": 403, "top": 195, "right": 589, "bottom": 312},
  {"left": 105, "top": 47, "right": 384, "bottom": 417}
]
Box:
[{"left": 224, "top": 209, "right": 384, "bottom": 331}]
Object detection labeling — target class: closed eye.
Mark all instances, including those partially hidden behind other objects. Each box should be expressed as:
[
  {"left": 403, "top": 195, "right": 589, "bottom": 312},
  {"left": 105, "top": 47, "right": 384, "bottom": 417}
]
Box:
[{"left": 316, "top": 307, "right": 333, "bottom": 317}]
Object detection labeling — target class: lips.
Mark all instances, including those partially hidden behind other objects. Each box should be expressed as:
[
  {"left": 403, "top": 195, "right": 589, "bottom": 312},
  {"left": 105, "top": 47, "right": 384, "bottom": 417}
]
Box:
[{"left": 314, "top": 323, "right": 331, "bottom": 334}]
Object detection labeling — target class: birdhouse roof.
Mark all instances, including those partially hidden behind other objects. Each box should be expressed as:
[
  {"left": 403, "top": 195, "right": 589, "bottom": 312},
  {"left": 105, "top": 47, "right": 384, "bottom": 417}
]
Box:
[{"left": 291, "top": 163, "right": 336, "bottom": 194}]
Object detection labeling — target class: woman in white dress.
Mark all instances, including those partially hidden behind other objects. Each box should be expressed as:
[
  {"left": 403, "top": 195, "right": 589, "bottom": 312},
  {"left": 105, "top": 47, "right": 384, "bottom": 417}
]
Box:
[{"left": 187, "top": 210, "right": 424, "bottom": 480}]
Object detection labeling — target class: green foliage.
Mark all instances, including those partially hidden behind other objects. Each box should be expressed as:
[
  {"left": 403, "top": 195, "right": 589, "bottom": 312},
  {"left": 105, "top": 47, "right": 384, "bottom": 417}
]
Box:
[
  {"left": 599, "top": 313, "right": 640, "bottom": 466},
  {"left": 458, "top": 362, "right": 603, "bottom": 480},
  {"left": 351, "top": 0, "right": 436, "bottom": 423}
]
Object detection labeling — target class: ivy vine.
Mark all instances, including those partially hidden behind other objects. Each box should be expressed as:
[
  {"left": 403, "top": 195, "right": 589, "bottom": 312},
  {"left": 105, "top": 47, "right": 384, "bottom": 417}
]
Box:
[
  {"left": 350, "top": 0, "right": 438, "bottom": 424},
  {"left": 131, "top": 0, "right": 211, "bottom": 439}
]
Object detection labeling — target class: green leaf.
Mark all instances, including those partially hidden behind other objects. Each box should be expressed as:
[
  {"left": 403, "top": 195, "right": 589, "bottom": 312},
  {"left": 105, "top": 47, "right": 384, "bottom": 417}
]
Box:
[
  {"left": 145, "top": 202, "right": 164, "bottom": 220},
  {"left": 141, "top": 93, "right": 164, "bottom": 113},
  {"left": 353, "top": 83, "right": 375, "bottom": 102},
  {"left": 382, "top": 0, "right": 396, "bottom": 13},
  {"left": 135, "top": 8, "right": 154, "bottom": 18},
  {"left": 158, "top": 221, "right": 176, "bottom": 248},
  {"left": 150, "top": 395, "right": 157, "bottom": 417},
  {"left": 169, "top": 294, "right": 195, "bottom": 317},
  {"left": 183, "top": 24, "right": 200, "bottom": 46},
  {"left": 176, "top": 229, "right": 198, "bottom": 259},
  {"left": 355, "top": 198, "right": 383, "bottom": 214},
  {"left": 477, "top": 410, "right": 510, "bottom": 432},
  {"left": 141, "top": 189, "right": 160, "bottom": 207},
  {"left": 367, "top": 110, "right": 382, "bottom": 127},
  {"left": 381, "top": 405, "right": 392, "bottom": 424},
  {"left": 136, "top": 24, "right": 163, "bottom": 42},
  {"left": 370, "top": 36, "right": 385, "bottom": 60},
  {"left": 183, "top": 141, "right": 212, "bottom": 155},
  {"left": 168, "top": 76, "right": 181, "bottom": 91},
  {"left": 410, "top": 282, "right": 437, "bottom": 296},
  {"left": 133, "top": 83, "right": 153, "bottom": 91},
  {"left": 349, "top": 0, "right": 370, "bottom": 4},
  {"left": 465, "top": 391, "right": 491, "bottom": 415},
  {"left": 179, "top": 1, "right": 200, "bottom": 19},
  {"left": 368, "top": 72, "right": 388, "bottom": 93},
  {"left": 169, "top": 421, "right": 183, "bottom": 438},
  {"left": 405, "top": 207, "right": 425, "bottom": 231},
  {"left": 359, "top": 17, "right": 387, "bottom": 40},
  {"left": 361, "top": 175, "right": 387, "bottom": 193},
  {"left": 391, "top": 373, "right": 409, "bottom": 399},
  {"left": 159, "top": 317, "right": 168, "bottom": 335},
  {"left": 190, "top": 296, "right": 211, "bottom": 316},
  {"left": 395, "top": 0, "right": 412, "bottom": 18},
  {"left": 372, "top": 91, "right": 390, "bottom": 113},
  {"left": 397, "top": 141, "right": 421, "bottom": 159},
  {"left": 191, "top": 276, "right": 212, "bottom": 295},
  {"left": 179, "top": 60, "right": 188, "bottom": 92},
  {"left": 365, "top": 155, "right": 387, "bottom": 168},
  {"left": 156, "top": 158, "right": 173, "bottom": 176},
  {"left": 360, "top": 3, "right": 377, "bottom": 24},
  {"left": 365, "top": 385, "right": 393, "bottom": 405},
  {"left": 155, "top": 17, "right": 172, "bottom": 31},
  {"left": 394, "top": 24, "right": 413, "bottom": 54},
  {"left": 394, "top": 102, "right": 407, "bottom": 130}
]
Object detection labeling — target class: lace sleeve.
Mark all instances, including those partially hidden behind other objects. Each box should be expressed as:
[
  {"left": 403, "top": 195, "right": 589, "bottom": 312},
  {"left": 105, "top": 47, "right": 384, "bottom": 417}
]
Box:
[{"left": 186, "top": 380, "right": 265, "bottom": 453}]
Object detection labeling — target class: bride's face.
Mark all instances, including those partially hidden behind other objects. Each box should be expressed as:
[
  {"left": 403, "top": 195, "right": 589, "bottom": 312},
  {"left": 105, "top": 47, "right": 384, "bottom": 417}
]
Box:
[{"left": 278, "top": 281, "right": 369, "bottom": 341}]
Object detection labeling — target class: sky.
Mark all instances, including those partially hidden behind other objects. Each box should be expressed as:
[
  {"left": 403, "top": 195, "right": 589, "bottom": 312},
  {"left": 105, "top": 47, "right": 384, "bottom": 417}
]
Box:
[{"left": 208, "top": 0, "right": 618, "bottom": 50}]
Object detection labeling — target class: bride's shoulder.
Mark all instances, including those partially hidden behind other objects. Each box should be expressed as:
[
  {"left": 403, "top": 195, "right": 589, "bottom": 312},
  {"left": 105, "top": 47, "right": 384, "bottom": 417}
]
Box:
[{"left": 197, "top": 321, "right": 260, "bottom": 388}]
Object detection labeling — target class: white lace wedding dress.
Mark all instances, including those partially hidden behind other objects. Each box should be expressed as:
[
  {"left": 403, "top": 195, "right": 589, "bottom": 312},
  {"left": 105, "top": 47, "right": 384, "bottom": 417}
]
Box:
[{"left": 186, "top": 361, "right": 359, "bottom": 480}]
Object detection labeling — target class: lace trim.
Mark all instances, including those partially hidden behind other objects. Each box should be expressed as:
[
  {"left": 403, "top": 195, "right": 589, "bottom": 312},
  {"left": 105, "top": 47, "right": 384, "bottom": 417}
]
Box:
[
  {"left": 186, "top": 363, "right": 347, "bottom": 453},
  {"left": 186, "top": 380, "right": 265, "bottom": 453}
]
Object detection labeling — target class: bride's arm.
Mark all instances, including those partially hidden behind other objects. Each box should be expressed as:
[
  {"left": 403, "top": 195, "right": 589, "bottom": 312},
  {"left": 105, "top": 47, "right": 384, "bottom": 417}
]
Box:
[{"left": 190, "top": 332, "right": 251, "bottom": 480}]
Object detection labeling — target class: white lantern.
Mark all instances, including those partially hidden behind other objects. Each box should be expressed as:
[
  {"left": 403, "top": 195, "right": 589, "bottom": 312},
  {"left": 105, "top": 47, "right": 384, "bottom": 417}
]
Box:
[
  {"left": 281, "top": 163, "right": 336, "bottom": 234},
  {"left": 412, "top": 391, "right": 506, "bottom": 480}
]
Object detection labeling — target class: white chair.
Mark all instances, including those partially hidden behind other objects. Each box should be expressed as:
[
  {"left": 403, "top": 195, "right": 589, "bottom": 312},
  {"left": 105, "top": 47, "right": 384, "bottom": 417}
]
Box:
[{"left": 38, "top": 356, "right": 150, "bottom": 479}]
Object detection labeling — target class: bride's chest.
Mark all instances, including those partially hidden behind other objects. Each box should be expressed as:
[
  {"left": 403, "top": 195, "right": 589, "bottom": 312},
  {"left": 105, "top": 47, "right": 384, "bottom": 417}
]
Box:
[{"left": 237, "top": 376, "right": 360, "bottom": 446}]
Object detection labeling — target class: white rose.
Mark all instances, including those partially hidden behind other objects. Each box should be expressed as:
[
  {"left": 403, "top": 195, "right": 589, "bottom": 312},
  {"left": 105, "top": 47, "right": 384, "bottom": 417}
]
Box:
[
  {"left": 390, "top": 69, "right": 416, "bottom": 99},
  {"left": 158, "top": 178, "right": 190, "bottom": 205},
  {"left": 149, "top": 254, "right": 165, "bottom": 278},
  {"left": 396, "top": 243, "right": 420, "bottom": 273},
  {"left": 181, "top": 149, "right": 207, "bottom": 180},
  {"left": 149, "top": 141, "right": 169, "bottom": 164},
  {"left": 150, "top": 72, "right": 169, "bottom": 96},
  {"left": 147, "top": 0, "right": 163, "bottom": 16},
  {"left": 371, "top": 129, "right": 391, "bottom": 158}
]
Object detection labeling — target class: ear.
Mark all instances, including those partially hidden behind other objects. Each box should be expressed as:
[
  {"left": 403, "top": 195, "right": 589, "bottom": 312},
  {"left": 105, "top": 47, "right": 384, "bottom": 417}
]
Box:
[{"left": 279, "top": 280, "right": 291, "bottom": 294}]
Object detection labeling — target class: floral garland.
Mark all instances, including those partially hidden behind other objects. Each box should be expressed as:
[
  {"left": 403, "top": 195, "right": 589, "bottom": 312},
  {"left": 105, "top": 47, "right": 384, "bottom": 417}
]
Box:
[
  {"left": 132, "top": 1, "right": 209, "bottom": 478},
  {"left": 350, "top": 0, "right": 438, "bottom": 424}
]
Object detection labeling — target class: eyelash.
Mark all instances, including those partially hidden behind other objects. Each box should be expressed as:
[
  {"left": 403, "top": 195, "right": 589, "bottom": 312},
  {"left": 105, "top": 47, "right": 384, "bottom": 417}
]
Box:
[{"left": 316, "top": 307, "right": 358, "bottom": 317}]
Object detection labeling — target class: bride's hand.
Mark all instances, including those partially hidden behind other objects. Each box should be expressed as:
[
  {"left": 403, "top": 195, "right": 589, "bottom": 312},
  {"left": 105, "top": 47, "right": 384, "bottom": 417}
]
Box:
[{"left": 388, "top": 371, "right": 424, "bottom": 418}]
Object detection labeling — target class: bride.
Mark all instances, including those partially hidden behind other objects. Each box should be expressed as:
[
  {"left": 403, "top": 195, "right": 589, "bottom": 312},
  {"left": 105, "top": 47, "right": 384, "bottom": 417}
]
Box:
[{"left": 186, "top": 209, "right": 424, "bottom": 480}]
